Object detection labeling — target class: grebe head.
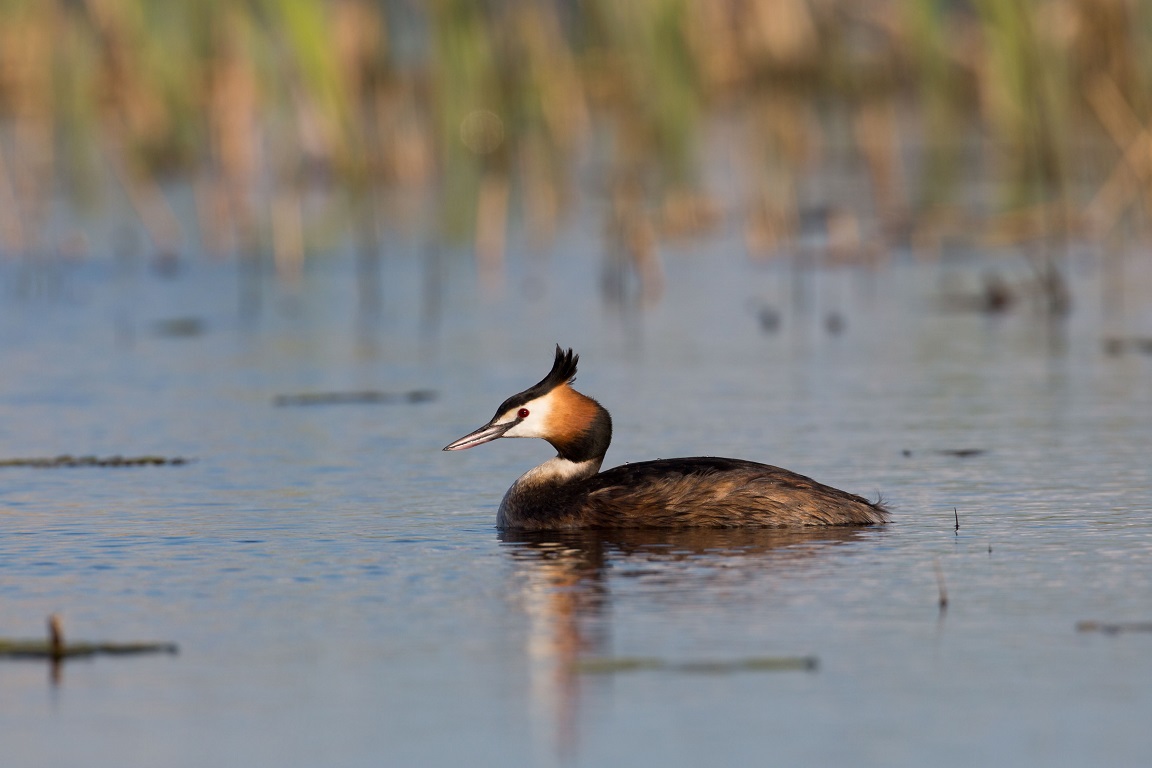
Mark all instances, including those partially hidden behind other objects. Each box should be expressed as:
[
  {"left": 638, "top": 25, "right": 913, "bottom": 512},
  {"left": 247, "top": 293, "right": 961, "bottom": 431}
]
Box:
[{"left": 443, "top": 345, "right": 612, "bottom": 462}]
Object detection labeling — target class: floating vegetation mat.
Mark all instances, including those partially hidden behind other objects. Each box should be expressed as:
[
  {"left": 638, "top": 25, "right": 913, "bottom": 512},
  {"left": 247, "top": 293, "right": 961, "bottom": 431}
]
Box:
[
  {"left": 574, "top": 656, "right": 818, "bottom": 675},
  {"left": 273, "top": 390, "right": 437, "bottom": 407},
  {"left": 0, "top": 638, "right": 179, "bottom": 659},
  {"left": 1077, "top": 621, "right": 1152, "bottom": 635},
  {"left": 0, "top": 616, "right": 177, "bottom": 661},
  {"left": 0, "top": 455, "right": 192, "bottom": 468}
]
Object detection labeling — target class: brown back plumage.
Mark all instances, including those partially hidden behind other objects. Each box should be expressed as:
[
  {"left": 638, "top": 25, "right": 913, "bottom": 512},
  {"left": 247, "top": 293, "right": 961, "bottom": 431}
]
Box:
[{"left": 499, "top": 457, "right": 889, "bottom": 530}]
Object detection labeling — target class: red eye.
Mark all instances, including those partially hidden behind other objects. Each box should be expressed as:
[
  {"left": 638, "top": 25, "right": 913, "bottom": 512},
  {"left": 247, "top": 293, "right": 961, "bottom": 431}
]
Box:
[{"left": 518, "top": 408, "right": 530, "bottom": 419}]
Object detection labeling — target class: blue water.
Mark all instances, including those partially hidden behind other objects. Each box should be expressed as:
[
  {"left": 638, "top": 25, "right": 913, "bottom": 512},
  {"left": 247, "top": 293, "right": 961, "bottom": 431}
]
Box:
[{"left": 2, "top": 234, "right": 1151, "bottom": 766}]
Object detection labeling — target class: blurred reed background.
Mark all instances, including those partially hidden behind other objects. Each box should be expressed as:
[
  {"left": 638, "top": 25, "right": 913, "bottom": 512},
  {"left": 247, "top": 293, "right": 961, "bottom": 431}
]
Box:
[{"left": 1, "top": 0, "right": 1150, "bottom": 312}]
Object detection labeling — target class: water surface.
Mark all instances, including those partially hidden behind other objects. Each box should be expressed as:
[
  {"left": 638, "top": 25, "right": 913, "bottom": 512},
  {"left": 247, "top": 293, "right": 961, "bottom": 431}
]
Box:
[{"left": 2, "top": 238, "right": 1151, "bottom": 766}]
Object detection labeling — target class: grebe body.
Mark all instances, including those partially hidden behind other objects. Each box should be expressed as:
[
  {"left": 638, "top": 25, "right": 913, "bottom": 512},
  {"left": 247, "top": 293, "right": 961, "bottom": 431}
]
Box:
[{"left": 444, "top": 347, "right": 888, "bottom": 530}]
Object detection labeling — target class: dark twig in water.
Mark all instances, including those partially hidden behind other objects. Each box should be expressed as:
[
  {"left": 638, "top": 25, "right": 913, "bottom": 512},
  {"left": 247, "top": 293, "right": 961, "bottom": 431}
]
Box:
[
  {"left": 0, "top": 455, "right": 191, "bottom": 468},
  {"left": 574, "top": 656, "right": 818, "bottom": 675},
  {"left": 1076, "top": 621, "right": 1152, "bottom": 635},
  {"left": 954, "top": 507, "right": 960, "bottom": 534},
  {"left": 935, "top": 558, "right": 949, "bottom": 612},
  {"left": 273, "top": 390, "right": 437, "bottom": 406},
  {"left": 48, "top": 615, "right": 63, "bottom": 657},
  {"left": 0, "top": 615, "right": 178, "bottom": 661}
]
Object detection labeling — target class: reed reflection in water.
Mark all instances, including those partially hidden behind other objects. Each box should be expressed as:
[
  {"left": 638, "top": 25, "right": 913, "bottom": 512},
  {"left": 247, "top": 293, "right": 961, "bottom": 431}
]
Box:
[
  {"left": 3, "top": 0, "right": 1151, "bottom": 324},
  {"left": 499, "top": 526, "right": 881, "bottom": 758}
]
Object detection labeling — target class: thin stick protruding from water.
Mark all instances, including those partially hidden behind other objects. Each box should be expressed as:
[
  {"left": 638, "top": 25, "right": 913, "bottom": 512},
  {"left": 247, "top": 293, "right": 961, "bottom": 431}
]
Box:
[
  {"left": 48, "top": 614, "right": 63, "bottom": 656},
  {"left": 954, "top": 507, "right": 960, "bottom": 534},
  {"left": 934, "top": 558, "right": 949, "bottom": 611}
]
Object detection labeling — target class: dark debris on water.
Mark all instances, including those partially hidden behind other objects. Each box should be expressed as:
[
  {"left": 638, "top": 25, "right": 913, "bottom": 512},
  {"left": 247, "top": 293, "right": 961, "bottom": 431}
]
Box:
[
  {"left": 574, "top": 656, "right": 818, "bottom": 675},
  {"left": 152, "top": 317, "right": 206, "bottom": 338},
  {"left": 1077, "top": 621, "right": 1152, "bottom": 635},
  {"left": 1103, "top": 337, "right": 1152, "bottom": 357},
  {"left": 0, "top": 455, "right": 192, "bottom": 468},
  {"left": 0, "top": 615, "right": 178, "bottom": 662},
  {"left": 273, "top": 389, "right": 437, "bottom": 407},
  {"left": 901, "top": 449, "right": 987, "bottom": 458}
]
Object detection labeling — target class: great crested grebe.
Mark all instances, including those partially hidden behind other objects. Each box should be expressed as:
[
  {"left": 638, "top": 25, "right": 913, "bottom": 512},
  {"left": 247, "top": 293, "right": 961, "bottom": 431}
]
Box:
[{"left": 444, "top": 346, "right": 889, "bottom": 530}]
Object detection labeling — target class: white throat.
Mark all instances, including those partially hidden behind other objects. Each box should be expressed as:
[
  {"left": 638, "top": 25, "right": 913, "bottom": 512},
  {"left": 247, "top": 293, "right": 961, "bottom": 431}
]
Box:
[{"left": 516, "top": 455, "right": 602, "bottom": 486}]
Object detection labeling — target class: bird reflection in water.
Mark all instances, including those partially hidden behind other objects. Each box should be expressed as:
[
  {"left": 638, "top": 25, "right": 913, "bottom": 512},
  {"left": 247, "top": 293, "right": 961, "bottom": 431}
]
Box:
[{"left": 498, "top": 526, "right": 880, "bottom": 758}]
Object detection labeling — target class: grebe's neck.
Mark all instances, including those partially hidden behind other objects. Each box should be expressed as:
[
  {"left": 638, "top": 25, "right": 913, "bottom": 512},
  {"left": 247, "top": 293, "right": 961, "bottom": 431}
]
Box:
[
  {"left": 519, "top": 455, "right": 603, "bottom": 486},
  {"left": 544, "top": 388, "right": 613, "bottom": 464},
  {"left": 496, "top": 455, "right": 603, "bottom": 528}
]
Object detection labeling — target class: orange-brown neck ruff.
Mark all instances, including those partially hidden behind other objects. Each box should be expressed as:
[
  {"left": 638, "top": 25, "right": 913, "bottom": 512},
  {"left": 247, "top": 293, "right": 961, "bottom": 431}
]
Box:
[{"left": 544, "top": 385, "right": 613, "bottom": 464}]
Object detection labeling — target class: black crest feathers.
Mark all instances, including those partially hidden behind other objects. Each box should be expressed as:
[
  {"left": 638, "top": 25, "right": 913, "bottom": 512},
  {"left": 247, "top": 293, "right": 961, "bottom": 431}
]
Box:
[
  {"left": 495, "top": 345, "right": 579, "bottom": 415},
  {"left": 542, "top": 345, "right": 579, "bottom": 389}
]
